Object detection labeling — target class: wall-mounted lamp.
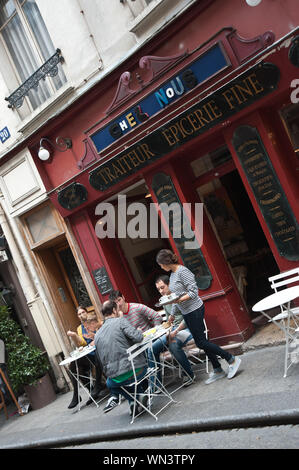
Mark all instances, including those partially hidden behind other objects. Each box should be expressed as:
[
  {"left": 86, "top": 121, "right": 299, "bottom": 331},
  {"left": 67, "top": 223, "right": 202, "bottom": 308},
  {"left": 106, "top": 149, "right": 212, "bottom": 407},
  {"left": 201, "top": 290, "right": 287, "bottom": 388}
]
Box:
[
  {"left": 38, "top": 136, "right": 72, "bottom": 162},
  {"left": 245, "top": 0, "right": 262, "bottom": 6}
]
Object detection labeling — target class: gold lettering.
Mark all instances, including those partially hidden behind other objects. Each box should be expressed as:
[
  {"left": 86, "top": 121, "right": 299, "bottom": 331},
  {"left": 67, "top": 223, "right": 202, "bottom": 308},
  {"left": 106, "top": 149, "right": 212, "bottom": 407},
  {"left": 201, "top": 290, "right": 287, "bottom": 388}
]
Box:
[
  {"left": 178, "top": 118, "right": 193, "bottom": 137},
  {"left": 246, "top": 73, "right": 264, "bottom": 95},
  {"left": 260, "top": 193, "right": 281, "bottom": 205},
  {"left": 135, "top": 146, "right": 146, "bottom": 163},
  {"left": 206, "top": 100, "right": 223, "bottom": 119},
  {"left": 126, "top": 151, "right": 140, "bottom": 168},
  {"left": 235, "top": 82, "right": 254, "bottom": 101},
  {"left": 118, "top": 155, "right": 132, "bottom": 171},
  {"left": 162, "top": 128, "right": 177, "bottom": 146},
  {"left": 222, "top": 89, "right": 236, "bottom": 110},
  {"left": 193, "top": 108, "right": 212, "bottom": 127},
  {"left": 112, "top": 162, "right": 125, "bottom": 177},
  {"left": 186, "top": 113, "right": 201, "bottom": 131},
  {"left": 140, "top": 143, "right": 155, "bottom": 160},
  {"left": 230, "top": 86, "right": 245, "bottom": 105},
  {"left": 100, "top": 167, "right": 116, "bottom": 183},
  {"left": 126, "top": 112, "right": 137, "bottom": 127}
]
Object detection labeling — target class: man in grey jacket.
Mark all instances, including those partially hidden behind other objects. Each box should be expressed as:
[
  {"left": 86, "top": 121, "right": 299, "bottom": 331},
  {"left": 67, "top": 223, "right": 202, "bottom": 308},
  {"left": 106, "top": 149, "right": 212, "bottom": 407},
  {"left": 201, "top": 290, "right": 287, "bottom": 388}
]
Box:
[{"left": 94, "top": 300, "right": 148, "bottom": 416}]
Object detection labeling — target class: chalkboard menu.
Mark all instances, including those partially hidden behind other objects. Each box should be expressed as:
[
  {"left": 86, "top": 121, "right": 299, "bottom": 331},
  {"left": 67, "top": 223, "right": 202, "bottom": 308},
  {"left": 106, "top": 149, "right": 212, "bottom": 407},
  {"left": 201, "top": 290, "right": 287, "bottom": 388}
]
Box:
[
  {"left": 232, "top": 126, "right": 299, "bottom": 261},
  {"left": 152, "top": 172, "right": 212, "bottom": 289},
  {"left": 92, "top": 267, "right": 113, "bottom": 295}
]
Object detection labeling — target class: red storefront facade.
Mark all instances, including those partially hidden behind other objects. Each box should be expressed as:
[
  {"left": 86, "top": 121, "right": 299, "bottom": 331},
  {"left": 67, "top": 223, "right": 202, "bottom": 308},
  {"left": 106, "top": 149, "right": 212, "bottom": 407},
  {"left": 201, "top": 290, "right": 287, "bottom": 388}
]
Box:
[{"left": 28, "top": 1, "right": 299, "bottom": 347}]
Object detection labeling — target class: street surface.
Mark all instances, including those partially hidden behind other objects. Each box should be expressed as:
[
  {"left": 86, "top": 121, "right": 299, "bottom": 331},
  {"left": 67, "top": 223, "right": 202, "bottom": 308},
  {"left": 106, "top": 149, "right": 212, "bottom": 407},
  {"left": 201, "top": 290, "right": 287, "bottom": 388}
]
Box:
[{"left": 61, "top": 424, "right": 299, "bottom": 450}]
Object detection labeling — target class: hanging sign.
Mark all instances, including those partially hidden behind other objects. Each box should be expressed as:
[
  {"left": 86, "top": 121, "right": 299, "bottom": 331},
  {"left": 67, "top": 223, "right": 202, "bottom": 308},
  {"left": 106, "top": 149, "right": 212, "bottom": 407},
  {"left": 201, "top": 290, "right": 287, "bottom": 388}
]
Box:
[{"left": 232, "top": 125, "right": 299, "bottom": 261}]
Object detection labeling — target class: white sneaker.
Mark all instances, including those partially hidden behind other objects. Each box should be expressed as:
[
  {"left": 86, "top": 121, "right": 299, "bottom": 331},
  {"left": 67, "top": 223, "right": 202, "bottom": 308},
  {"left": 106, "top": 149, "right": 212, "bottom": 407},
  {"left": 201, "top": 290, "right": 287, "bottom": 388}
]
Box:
[
  {"left": 227, "top": 357, "right": 241, "bottom": 379},
  {"left": 205, "top": 370, "right": 226, "bottom": 384}
]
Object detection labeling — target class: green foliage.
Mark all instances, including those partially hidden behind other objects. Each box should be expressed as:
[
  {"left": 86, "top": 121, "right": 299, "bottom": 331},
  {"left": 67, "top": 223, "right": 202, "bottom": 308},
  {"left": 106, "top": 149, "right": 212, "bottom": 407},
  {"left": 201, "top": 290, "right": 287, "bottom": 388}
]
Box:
[{"left": 0, "top": 305, "right": 50, "bottom": 393}]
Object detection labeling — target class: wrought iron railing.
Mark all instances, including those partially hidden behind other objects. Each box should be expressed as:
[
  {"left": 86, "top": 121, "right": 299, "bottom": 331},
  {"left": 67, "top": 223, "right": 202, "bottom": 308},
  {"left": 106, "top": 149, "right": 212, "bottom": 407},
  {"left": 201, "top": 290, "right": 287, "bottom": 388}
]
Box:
[{"left": 5, "top": 48, "right": 64, "bottom": 109}]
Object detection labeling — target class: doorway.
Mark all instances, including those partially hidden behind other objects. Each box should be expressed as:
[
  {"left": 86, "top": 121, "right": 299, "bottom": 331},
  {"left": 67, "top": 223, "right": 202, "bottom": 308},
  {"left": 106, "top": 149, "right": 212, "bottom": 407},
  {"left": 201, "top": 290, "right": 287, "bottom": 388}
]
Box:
[
  {"left": 37, "top": 243, "right": 93, "bottom": 334},
  {"left": 109, "top": 181, "right": 172, "bottom": 307},
  {"left": 191, "top": 145, "right": 278, "bottom": 311}
]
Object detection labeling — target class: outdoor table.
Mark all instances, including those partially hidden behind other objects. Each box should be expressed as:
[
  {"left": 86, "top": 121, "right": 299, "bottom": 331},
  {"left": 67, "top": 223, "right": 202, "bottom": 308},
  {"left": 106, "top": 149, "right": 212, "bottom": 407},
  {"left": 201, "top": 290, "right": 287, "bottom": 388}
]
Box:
[
  {"left": 252, "top": 285, "right": 299, "bottom": 377},
  {"left": 59, "top": 344, "right": 99, "bottom": 410}
]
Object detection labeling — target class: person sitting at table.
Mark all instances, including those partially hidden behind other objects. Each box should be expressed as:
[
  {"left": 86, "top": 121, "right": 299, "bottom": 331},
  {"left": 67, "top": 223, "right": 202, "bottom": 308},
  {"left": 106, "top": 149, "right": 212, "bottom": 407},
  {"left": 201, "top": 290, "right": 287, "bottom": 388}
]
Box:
[
  {"left": 103, "top": 290, "right": 163, "bottom": 408},
  {"left": 94, "top": 300, "right": 148, "bottom": 417},
  {"left": 155, "top": 275, "right": 195, "bottom": 386},
  {"left": 66, "top": 306, "right": 105, "bottom": 409}
]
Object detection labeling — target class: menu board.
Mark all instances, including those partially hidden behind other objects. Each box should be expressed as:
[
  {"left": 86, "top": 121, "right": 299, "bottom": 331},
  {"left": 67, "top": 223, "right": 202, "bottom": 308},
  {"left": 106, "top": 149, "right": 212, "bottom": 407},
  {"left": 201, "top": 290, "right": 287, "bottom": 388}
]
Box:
[
  {"left": 92, "top": 267, "right": 113, "bottom": 295},
  {"left": 152, "top": 172, "right": 212, "bottom": 289},
  {"left": 232, "top": 126, "right": 299, "bottom": 261}
]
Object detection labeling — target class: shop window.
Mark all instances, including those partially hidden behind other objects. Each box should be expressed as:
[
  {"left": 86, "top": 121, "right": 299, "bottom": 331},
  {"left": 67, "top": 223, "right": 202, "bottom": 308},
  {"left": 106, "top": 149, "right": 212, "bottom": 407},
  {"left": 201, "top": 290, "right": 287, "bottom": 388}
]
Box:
[
  {"left": 280, "top": 103, "right": 299, "bottom": 154},
  {"left": 0, "top": 0, "right": 66, "bottom": 111},
  {"left": 57, "top": 247, "right": 92, "bottom": 308}
]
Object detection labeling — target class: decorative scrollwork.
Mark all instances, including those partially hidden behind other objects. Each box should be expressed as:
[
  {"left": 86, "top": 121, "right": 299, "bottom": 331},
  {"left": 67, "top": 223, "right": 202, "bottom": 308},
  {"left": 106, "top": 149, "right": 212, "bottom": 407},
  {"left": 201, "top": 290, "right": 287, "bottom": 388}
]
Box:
[{"left": 5, "top": 49, "right": 64, "bottom": 109}]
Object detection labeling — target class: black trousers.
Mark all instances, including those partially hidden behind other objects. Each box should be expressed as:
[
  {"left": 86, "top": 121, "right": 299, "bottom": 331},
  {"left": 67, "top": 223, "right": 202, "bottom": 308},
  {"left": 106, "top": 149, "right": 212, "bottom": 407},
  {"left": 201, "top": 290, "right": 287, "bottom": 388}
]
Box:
[{"left": 183, "top": 304, "right": 233, "bottom": 370}]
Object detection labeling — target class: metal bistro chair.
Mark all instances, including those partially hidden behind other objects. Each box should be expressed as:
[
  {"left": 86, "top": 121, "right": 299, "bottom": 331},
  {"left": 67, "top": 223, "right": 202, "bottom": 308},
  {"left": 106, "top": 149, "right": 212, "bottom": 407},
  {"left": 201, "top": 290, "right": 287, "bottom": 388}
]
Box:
[
  {"left": 268, "top": 268, "right": 299, "bottom": 321},
  {"left": 121, "top": 336, "right": 176, "bottom": 424},
  {"left": 268, "top": 267, "right": 299, "bottom": 376},
  {"left": 160, "top": 318, "right": 209, "bottom": 391}
]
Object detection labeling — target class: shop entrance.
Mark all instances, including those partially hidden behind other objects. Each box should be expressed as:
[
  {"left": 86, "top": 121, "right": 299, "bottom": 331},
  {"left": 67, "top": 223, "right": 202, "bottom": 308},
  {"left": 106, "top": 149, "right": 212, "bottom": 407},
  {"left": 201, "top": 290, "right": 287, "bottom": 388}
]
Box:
[
  {"left": 104, "top": 181, "right": 172, "bottom": 308},
  {"left": 36, "top": 242, "right": 94, "bottom": 334},
  {"left": 190, "top": 145, "right": 278, "bottom": 311}
]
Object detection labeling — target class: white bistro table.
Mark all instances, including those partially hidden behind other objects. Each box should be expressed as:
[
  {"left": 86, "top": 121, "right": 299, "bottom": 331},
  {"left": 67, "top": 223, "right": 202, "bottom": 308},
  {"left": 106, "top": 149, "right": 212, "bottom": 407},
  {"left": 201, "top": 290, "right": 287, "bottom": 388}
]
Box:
[
  {"left": 59, "top": 345, "right": 99, "bottom": 410},
  {"left": 252, "top": 285, "right": 299, "bottom": 377}
]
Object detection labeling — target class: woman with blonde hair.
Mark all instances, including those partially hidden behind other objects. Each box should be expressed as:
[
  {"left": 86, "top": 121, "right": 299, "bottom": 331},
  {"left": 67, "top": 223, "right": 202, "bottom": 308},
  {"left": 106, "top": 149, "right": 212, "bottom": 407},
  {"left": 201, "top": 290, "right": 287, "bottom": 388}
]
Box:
[
  {"left": 66, "top": 306, "right": 104, "bottom": 408},
  {"left": 156, "top": 249, "right": 241, "bottom": 384}
]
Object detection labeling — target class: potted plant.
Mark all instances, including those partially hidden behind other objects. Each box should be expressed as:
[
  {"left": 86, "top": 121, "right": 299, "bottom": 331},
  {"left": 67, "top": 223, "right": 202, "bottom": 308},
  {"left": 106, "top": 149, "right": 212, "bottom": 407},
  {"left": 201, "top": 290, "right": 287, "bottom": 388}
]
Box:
[{"left": 0, "top": 305, "right": 56, "bottom": 409}]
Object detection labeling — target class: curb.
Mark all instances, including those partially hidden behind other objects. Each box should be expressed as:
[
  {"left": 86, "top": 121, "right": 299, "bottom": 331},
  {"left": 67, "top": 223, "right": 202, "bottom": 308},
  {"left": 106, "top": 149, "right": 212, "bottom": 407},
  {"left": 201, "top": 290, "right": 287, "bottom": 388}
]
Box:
[{"left": 1, "top": 408, "right": 299, "bottom": 449}]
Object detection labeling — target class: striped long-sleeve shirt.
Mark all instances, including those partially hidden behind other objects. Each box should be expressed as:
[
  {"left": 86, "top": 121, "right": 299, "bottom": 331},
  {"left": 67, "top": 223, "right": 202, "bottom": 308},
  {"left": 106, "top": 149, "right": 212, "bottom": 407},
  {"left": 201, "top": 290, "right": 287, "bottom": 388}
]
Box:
[
  {"left": 123, "top": 303, "right": 163, "bottom": 332},
  {"left": 169, "top": 265, "right": 203, "bottom": 316}
]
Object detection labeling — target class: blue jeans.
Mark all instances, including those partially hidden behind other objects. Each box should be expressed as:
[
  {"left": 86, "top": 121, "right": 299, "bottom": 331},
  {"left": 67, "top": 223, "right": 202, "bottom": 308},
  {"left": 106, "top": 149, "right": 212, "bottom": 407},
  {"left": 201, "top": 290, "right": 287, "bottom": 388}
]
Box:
[
  {"left": 168, "top": 329, "right": 194, "bottom": 378},
  {"left": 106, "top": 366, "right": 148, "bottom": 404},
  {"left": 147, "top": 328, "right": 194, "bottom": 385},
  {"left": 183, "top": 304, "right": 233, "bottom": 370}
]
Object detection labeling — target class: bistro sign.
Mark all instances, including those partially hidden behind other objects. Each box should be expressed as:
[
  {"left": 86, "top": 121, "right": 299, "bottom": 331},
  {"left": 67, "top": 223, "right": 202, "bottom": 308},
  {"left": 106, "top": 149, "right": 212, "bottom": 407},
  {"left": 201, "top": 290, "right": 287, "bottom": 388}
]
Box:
[
  {"left": 90, "top": 43, "right": 229, "bottom": 152},
  {"left": 89, "top": 62, "right": 280, "bottom": 191}
]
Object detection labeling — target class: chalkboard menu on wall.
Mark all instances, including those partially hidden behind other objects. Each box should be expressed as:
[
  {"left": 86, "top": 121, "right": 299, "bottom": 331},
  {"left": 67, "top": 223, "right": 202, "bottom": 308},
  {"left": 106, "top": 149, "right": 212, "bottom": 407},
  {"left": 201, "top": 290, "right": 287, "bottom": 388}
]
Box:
[
  {"left": 92, "top": 267, "right": 113, "bottom": 295},
  {"left": 152, "top": 172, "right": 212, "bottom": 289},
  {"left": 232, "top": 126, "right": 299, "bottom": 261}
]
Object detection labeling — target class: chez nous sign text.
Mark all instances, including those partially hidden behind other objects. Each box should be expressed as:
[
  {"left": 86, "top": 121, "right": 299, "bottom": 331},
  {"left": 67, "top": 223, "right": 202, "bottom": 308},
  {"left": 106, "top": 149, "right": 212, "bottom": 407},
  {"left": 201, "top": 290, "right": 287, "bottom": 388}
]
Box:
[
  {"left": 89, "top": 62, "right": 280, "bottom": 191},
  {"left": 90, "top": 43, "right": 229, "bottom": 153}
]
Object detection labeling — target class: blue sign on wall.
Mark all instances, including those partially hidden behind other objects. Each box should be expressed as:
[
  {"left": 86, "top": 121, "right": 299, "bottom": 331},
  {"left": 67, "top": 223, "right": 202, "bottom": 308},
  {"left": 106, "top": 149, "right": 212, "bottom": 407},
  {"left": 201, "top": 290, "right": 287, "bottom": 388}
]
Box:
[
  {"left": 90, "top": 43, "right": 229, "bottom": 154},
  {"left": 0, "top": 127, "right": 10, "bottom": 143}
]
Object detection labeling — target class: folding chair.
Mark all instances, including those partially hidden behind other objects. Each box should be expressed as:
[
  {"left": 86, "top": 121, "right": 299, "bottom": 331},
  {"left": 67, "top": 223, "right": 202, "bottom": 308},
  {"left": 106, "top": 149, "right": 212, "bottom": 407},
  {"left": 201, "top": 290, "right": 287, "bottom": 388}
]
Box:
[
  {"left": 268, "top": 268, "right": 299, "bottom": 376},
  {"left": 268, "top": 268, "right": 299, "bottom": 320},
  {"left": 160, "top": 319, "right": 209, "bottom": 391},
  {"left": 121, "top": 337, "right": 176, "bottom": 424}
]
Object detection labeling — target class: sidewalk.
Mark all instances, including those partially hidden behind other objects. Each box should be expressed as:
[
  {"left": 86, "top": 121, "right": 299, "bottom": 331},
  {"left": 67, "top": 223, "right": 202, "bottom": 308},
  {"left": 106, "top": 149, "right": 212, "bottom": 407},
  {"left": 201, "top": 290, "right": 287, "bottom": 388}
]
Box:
[{"left": 0, "top": 322, "right": 299, "bottom": 449}]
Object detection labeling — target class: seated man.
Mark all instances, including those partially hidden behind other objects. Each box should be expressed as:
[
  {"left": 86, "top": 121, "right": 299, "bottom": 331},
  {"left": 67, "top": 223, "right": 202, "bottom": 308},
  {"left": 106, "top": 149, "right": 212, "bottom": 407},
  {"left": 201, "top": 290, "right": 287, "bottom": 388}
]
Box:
[
  {"left": 109, "top": 290, "right": 164, "bottom": 394},
  {"left": 66, "top": 306, "right": 105, "bottom": 409},
  {"left": 94, "top": 300, "right": 148, "bottom": 417},
  {"left": 155, "top": 275, "right": 195, "bottom": 386}
]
